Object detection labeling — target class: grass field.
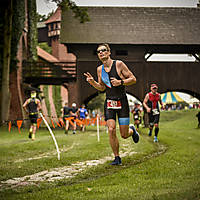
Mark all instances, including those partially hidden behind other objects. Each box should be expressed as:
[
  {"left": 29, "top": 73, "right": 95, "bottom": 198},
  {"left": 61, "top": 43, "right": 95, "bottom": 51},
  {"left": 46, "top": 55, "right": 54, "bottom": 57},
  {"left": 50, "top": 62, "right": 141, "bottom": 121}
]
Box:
[{"left": 0, "top": 110, "right": 199, "bottom": 200}]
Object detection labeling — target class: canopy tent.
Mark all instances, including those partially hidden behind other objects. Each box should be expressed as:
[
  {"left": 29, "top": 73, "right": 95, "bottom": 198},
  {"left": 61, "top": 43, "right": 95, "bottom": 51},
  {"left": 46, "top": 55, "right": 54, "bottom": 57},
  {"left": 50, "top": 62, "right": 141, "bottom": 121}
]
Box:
[
  {"left": 161, "top": 92, "right": 185, "bottom": 104},
  {"left": 185, "top": 97, "right": 200, "bottom": 104}
]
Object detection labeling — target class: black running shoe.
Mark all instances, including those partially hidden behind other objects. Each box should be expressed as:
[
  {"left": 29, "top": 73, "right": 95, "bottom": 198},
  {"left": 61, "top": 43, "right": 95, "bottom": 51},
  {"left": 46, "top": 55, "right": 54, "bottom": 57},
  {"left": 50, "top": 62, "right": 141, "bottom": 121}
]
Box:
[
  {"left": 110, "top": 156, "right": 122, "bottom": 165},
  {"left": 129, "top": 124, "right": 139, "bottom": 143}
]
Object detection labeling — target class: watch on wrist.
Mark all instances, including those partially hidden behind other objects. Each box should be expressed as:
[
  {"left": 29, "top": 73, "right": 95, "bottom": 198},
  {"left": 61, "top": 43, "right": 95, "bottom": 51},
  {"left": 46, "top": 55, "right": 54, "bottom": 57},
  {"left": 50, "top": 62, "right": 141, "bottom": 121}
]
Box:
[{"left": 121, "top": 80, "right": 124, "bottom": 85}]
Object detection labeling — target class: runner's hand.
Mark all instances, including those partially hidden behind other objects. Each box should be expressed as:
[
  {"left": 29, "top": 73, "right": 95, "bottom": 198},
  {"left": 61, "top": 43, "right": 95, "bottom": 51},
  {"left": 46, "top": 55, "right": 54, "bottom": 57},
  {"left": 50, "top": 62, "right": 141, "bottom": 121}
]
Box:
[
  {"left": 84, "top": 72, "right": 95, "bottom": 84},
  {"left": 110, "top": 77, "right": 121, "bottom": 86},
  {"left": 147, "top": 107, "right": 151, "bottom": 113}
]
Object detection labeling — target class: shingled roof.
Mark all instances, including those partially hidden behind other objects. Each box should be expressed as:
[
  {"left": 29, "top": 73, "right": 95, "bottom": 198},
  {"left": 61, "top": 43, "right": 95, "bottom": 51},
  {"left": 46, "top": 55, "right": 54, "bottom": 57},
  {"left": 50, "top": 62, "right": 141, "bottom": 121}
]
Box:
[
  {"left": 45, "top": 7, "right": 61, "bottom": 24},
  {"left": 61, "top": 7, "right": 200, "bottom": 45}
]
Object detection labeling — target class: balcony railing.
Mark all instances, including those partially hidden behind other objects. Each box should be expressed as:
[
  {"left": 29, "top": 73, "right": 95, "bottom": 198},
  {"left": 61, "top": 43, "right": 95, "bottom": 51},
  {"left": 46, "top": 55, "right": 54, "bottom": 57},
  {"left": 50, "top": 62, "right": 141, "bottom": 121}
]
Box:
[{"left": 22, "top": 61, "right": 77, "bottom": 84}]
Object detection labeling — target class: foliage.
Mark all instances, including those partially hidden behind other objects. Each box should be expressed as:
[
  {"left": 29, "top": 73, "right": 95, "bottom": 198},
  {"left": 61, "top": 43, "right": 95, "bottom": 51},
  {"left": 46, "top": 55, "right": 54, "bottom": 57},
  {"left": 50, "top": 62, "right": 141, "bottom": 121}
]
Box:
[
  {"left": 0, "top": 6, "right": 4, "bottom": 84},
  {"left": 0, "top": 0, "right": 25, "bottom": 84},
  {"left": 27, "top": 0, "right": 38, "bottom": 61},
  {"left": 38, "top": 42, "right": 52, "bottom": 54},
  {"left": 52, "top": 85, "right": 62, "bottom": 117},
  {"left": 87, "top": 92, "right": 105, "bottom": 112},
  {"left": 10, "top": 0, "right": 25, "bottom": 72},
  {"left": 36, "top": 11, "right": 55, "bottom": 22},
  {"left": 42, "top": 85, "right": 50, "bottom": 117},
  {"left": 51, "top": 0, "right": 90, "bottom": 23}
]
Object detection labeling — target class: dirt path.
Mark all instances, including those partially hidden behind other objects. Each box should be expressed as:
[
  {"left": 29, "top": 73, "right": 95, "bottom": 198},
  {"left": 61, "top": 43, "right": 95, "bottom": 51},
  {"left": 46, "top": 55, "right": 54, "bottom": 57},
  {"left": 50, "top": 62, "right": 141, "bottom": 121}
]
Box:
[
  {"left": 0, "top": 143, "right": 136, "bottom": 190},
  {"left": 0, "top": 140, "right": 167, "bottom": 191}
]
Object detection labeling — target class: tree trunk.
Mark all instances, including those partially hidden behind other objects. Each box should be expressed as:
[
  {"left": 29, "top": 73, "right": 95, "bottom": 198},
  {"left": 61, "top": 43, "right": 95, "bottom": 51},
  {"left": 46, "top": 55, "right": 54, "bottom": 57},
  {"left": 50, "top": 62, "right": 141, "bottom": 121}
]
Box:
[{"left": 1, "top": 1, "right": 13, "bottom": 123}]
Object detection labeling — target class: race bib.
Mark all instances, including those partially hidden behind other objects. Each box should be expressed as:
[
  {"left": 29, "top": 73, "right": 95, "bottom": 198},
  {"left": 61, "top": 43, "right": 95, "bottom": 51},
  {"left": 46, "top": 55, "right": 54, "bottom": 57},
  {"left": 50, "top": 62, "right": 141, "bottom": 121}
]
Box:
[
  {"left": 152, "top": 109, "right": 159, "bottom": 115},
  {"left": 134, "top": 115, "right": 139, "bottom": 120},
  {"left": 107, "top": 99, "right": 122, "bottom": 109}
]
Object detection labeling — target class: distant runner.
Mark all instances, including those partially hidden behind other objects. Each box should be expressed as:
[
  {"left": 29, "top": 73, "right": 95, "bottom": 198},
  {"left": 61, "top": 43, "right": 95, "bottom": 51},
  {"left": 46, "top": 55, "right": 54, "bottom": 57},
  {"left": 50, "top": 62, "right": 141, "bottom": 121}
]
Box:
[
  {"left": 61, "top": 102, "right": 71, "bottom": 134},
  {"left": 78, "top": 104, "right": 88, "bottom": 131},
  {"left": 23, "top": 90, "right": 41, "bottom": 140},
  {"left": 143, "top": 84, "right": 163, "bottom": 142},
  {"left": 131, "top": 102, "right": 142, "bottom": 131},
  {"left": 70, "top": 103, "right": 78, "bottom": 134}
]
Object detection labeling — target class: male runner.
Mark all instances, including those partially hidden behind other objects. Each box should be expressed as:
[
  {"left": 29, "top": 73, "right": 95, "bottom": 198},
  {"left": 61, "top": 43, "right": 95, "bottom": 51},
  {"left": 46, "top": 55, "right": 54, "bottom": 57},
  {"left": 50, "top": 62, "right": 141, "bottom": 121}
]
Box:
[
  {"left": 143, "top": 84, "right": 163, "bottom": 142},
  {"left": 196, "top": 111, "right": 200, "bottom": 128},
  {"left": 84, "top": 43, "right": 139, "bottom": 165},
  {"left": 61, "top": 102, "right": 71, "bottom": 134},
  {"left": 23, "top": 90, "right": 41, "bottom": 140},
  {"left": 131, "top": 102, "right": 142, "bottom": 131},
  {"left": 70, "top": 103, "right": 78, "bottom": 134}
]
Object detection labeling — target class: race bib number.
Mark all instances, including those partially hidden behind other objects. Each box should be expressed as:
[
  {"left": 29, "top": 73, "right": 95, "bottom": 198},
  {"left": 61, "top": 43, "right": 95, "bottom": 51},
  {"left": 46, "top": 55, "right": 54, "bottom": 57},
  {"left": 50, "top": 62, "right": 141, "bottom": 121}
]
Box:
[
  {"left": 107, "top": 99, "right": 122, "bottom": 109},
  {"left": 152, "top": 109, "right": 159, "bottom": 115}
]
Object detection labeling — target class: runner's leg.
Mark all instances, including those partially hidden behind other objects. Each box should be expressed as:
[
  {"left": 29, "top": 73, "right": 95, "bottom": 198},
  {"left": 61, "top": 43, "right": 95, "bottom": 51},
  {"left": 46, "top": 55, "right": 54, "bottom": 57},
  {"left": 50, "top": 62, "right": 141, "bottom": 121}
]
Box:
[{"left": 107, "top": 119, "right": 119, "bottom": 157}]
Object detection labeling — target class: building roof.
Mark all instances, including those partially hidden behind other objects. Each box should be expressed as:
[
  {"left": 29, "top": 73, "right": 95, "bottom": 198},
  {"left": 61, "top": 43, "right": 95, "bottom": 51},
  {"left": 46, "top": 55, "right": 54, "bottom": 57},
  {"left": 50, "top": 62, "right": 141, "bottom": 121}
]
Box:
[
  {"left": 45, "top": 7, "right": 61, "bottom": 24},
  {"left": 60, "top": 7, "right": 200, "bottom": 45},
  {"left": 37, "top": 46, "right": 59, "bottom": 62}
]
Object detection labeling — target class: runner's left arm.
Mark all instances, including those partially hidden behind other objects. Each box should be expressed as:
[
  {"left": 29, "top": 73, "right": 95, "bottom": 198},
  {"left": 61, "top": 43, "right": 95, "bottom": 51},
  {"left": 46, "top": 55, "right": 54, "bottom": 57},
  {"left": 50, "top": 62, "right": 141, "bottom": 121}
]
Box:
[
  {"left": 120, "top": 61, "right": 136, "bottom": 86},
  {"left": 37, "top": 99, "right": 42, "bottom": 112},
  {"left": 110, "top": 61, "right": 136, "bottom": 86},
  {"left": 159, "top": 95, "right": 164, "bottom": 110}
]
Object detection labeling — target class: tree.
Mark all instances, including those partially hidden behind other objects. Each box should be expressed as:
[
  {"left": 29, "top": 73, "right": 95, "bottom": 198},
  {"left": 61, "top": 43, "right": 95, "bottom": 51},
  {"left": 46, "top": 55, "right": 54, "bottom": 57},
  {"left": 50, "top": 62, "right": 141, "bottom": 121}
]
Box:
[
  {"left": 0, "top": 0, "right": 89, "bottom": 124},
  {"left": 0, "top": 1, "right": 13, "bottom": 123},
  {"left": 87, "top": 93, "right": 105, "bottom": 113},
  {"left": 51, "top": 0, "right": 89, "bottom": 23}
]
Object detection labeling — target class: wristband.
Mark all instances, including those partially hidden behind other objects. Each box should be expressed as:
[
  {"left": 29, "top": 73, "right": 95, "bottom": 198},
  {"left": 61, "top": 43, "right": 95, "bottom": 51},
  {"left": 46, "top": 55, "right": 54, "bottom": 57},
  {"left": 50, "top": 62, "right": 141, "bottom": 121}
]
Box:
[{"left": 121, "top": 80, "right": 124, "bottom": 85}]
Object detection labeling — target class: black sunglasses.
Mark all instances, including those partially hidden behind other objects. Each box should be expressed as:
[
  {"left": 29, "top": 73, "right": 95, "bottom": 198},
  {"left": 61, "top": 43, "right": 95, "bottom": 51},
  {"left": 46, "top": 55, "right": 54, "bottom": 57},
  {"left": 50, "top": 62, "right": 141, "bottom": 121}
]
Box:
[{"left": 97, "top": 48, "right": 107, "bottom": 54}]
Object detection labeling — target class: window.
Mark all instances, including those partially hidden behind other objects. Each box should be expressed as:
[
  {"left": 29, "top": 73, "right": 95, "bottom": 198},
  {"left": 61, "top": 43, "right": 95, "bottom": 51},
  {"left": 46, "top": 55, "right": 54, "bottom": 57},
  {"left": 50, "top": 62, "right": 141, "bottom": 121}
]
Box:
[{"left": 116, "top": 50, "right": 128, "bottom": 56}]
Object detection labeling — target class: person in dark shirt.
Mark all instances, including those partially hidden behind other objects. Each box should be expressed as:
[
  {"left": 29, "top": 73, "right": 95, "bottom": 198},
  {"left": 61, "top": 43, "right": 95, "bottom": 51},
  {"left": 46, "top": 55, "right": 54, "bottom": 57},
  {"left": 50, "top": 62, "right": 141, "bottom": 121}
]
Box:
[
  {"left": 84, "top": 43, "right": 139, "bottom": 165},
  {"left": 23, "top": 90, "right": 41, "bottom": 140},
  {"left": 70, "top": 103, "right": 78, "bottom": 134},
  {"left": 61, "top": 102, "right": 71, "bottom": 134},
  {"left": 143, "top": 84, "right": 163, "bottom": 142},
  {"left": 131, "top": 102, "right": 142, "bottom": 131},
  {"left": 196, "top": 111, "right": 200, "bottom": 128}
]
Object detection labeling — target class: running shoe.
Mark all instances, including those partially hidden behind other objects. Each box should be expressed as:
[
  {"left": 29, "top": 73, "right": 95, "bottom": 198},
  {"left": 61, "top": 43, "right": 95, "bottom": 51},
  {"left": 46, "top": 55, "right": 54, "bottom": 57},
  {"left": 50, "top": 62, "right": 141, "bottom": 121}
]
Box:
[
  {"left": 28, "top": 128, "right": 32, "bottom": 139},
  {"left": 129, "top": 124, "right": 139, "bottom": 143},
  {"left": 110, "top": 156, "right": 122, "bottom": 165},
  {"left": 154, "top": 136, "right": 158, "bottom": 142}
]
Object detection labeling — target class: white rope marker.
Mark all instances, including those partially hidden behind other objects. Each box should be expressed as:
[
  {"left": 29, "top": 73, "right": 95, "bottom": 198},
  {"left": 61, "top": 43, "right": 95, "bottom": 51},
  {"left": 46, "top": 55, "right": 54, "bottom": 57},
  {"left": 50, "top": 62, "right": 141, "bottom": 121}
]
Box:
[
  {"left": 40, "top": 113, "right": 60, "bottom": 160},
  {"left": 97, "top": 114, "right": 100, "bottom": 142}
]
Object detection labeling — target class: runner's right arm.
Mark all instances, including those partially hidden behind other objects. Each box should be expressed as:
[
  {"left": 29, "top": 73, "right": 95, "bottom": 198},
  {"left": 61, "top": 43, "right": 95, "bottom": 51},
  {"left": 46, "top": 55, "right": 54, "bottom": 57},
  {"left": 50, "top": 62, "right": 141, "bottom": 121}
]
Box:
[
  {"left": 84, "top": 66, "right": 106, "bottom": 91},
  {"left": 143, "top": 94, "right": 151, "bottom": 113}
]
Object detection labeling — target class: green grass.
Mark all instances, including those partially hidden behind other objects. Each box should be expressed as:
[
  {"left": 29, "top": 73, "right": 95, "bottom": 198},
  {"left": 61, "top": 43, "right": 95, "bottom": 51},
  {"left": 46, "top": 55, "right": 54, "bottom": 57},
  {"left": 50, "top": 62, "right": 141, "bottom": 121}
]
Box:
[{"left": 0, "top": 110, "right": 199, "bottom": 200}]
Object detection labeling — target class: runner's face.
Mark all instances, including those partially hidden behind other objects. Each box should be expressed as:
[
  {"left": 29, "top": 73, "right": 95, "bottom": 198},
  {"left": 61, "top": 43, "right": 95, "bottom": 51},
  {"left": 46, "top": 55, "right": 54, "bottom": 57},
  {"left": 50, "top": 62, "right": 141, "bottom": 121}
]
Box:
[
  {"left": 151, "top": 87, "right": 158, "bottom": 94},
  {"left": 97, "top": 46, "right": 110, "bottom": 61}
]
